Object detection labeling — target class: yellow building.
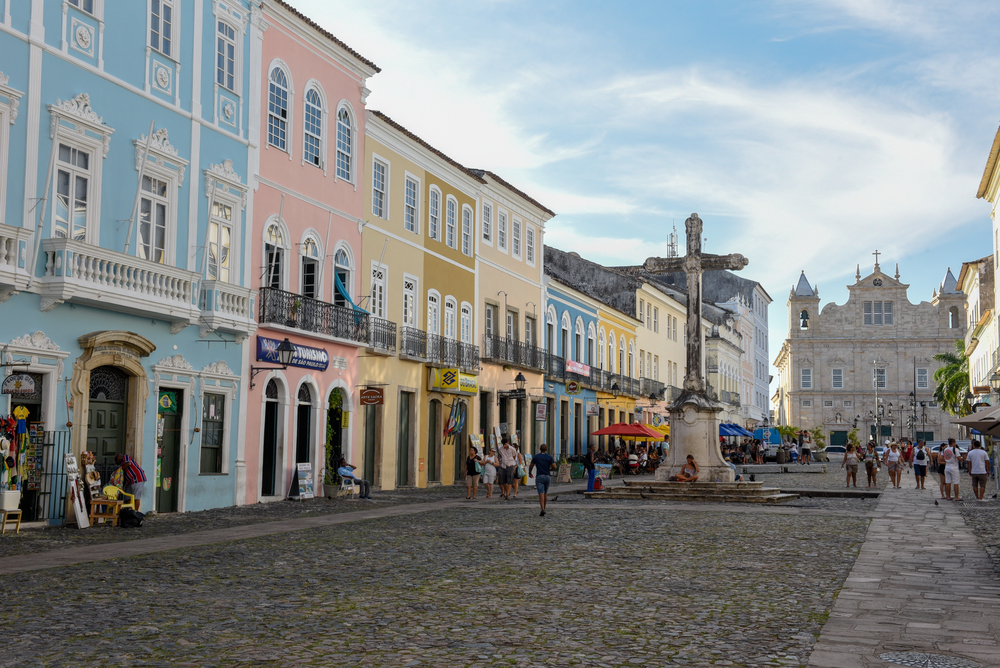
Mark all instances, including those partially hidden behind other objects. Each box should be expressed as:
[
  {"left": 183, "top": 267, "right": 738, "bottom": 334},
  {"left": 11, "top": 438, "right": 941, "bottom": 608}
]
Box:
[
  {"left": 358, "top": 111, "right": 483, "bottom": 489},
  {"left": 472, "top": 170, "right": 554, "bottom": 456},
  {"left": 595, "top": 306, "right": 640, "bottom": 430}
]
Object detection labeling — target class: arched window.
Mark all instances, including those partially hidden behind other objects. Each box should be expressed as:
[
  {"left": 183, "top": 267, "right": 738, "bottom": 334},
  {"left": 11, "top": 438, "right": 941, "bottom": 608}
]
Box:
[
  {"left": 303, "top": 89, "right": 323, "bottom": 168},
  {"left": 444, "top": 298, "right": 457, "bottom": 339},
  {"left": 599, "top": 329, "right": 606, "bottom": 369},
  {"left": 561, "top": 313, "right": 570, "bottom": 358},
  {"left": 336, "top": 107, "right": 352, "bottom": 180},
  {"left": 546, "top": 308, "right": 556, "bottom": 351},
  {"left": 427, "top": 292, "right": 440, "bottom": 335},
  {"left": 587, "top": 324, "right": 596, "bottom": 366},
  {"left": 268, "top": 67, "right": 289, "bottom": 151},
  {"left": 300, "top": 236, "right": 320, "bottom": 299},
  {"left": 574, "top": 319, "right": 584, "bottom": 363},
  {"left": 264, "top": 223, "right": 286, "bottom": 290},
  {"left": 628, "top": 340, "right": 635, "bottom": 378},
  {"left": 298, "top": 384, "right": 312, "bottom": 404},
  {"left": 333, "top": 247, "right": 352, "bottom": 307},
  {"left": 607, "top": 330, "right": 615, "bottom": 373},
  {"left": 460, "top": 303, "right": 472, "bottom": 343},
  {"left": 619, "top": 336, "right": 626, "bottom": 377},
  {"left": 445, "top": 197, "right": 457, "bottom": 248},
  {"left": 949, "top": 305, "right": 959, "bottom": 328}
]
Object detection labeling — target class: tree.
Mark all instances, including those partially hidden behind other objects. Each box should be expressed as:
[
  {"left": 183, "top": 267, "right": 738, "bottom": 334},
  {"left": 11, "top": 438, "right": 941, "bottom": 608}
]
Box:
[
  {"left": 810, "top": 427, "right": 827, "bottom": 449},
  {"left": 776, "top": 425, "right": 799, "bottom": 442},
  {"left": 934, "top": 339, "right": 970, "bottom": 417},
  {"left": 847, "top": 428, "right": 860, "bottom": 447}
]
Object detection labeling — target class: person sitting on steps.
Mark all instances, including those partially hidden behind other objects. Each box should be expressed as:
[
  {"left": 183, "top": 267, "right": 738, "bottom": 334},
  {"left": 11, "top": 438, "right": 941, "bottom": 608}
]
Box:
[{"left": 674, "top": 455, "right": 700, "bottom": 482}]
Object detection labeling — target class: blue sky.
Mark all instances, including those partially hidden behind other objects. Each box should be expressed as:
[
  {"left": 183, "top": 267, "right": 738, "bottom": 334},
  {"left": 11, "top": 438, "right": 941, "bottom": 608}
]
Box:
[{"left": 297, "top": 0, "right": 1000, "bottom": 394}]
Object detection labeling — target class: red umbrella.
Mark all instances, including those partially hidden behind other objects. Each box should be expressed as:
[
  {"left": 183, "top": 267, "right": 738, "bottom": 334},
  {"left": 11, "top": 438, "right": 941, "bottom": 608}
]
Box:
[{"left": 590, "top": 423, "right": 662, "bottom": 438}]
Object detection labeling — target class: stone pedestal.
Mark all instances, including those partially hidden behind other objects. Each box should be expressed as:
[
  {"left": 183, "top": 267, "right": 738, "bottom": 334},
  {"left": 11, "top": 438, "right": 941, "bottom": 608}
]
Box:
[{"left": 655, "top": 391, "right": 734, "bottom": 483}]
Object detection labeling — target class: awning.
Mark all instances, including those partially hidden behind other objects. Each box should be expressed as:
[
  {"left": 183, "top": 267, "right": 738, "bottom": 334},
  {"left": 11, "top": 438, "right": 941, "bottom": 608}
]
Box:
[
  {"left": 720, "top": 423, "right": 753, "bottom": 438},
  {"left": 952, "top": 404, "right": 1000, "bottom": 435}
]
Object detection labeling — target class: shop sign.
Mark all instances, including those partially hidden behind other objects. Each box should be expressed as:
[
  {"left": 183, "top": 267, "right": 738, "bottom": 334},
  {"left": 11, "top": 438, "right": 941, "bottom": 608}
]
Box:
[
  {"left": 973, "top": 385, "right": 991, "bottom": 394},
  {"left": 586, "top": 402, "right": 599, "bottom": 416},
  {"left": 565, "top": 381, "right": 582, "bottom": 396},
  {"left": 296, "top": 463, "right": 314, "bottom": 499},
  {"left": 535, "top": 403, "right": 547, "bottom": 421},
  {"left": 360, "top": 388, "right": 384, "bottom": 405},
  {"left": 2, "top": 374, "right": 35, "bottom": 395},
  {"left": 257, "top": 336, "right": 329, "bottom": 371},
  {"left": 427, "top": 368, "right": 478, "bottom": 395},
  {"left": 652, "top": 414, "right": 663, "bottom": 427},
  {"left": 341, "top": 411, "right": 350, "bottom": 428},
  {"left": 566, "top": 359, "right": 590, "bottom": 376}
]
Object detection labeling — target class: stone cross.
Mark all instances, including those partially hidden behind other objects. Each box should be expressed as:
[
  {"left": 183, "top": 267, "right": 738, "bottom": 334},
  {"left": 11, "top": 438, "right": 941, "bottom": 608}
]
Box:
[{"left": 642, "top": 213, "right": 748, "bottom": 395}]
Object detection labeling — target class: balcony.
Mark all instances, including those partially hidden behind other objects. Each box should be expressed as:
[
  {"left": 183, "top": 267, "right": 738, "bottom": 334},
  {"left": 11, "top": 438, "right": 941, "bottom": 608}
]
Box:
[
  {"left": 258, "top": 286, "right": 375, "bottom": 347},
  {"left": 425, "top": 334, "right": 479, "bottom": 372},
  {"left": 400, "top": 327, "right": 427, "bottom": 360},
  {"left": 40, "top": 238, "right": 200, "bottom": 331},
  {"left": 482, "top": 334, "right": 547, "bottom": 371},
  {"left": 200, "top": 280, "right": 256, "bottom": 339},
  {"left": 719, "top": 389, "right": 741, "bottom": 406},
  {"left": 640, "top": 377, "right": 665, "bottom": 400},
  {"left": 0, "top": 223, "right": 32, "bottom": 300},
  {"left": 367, "top": 315, "right": 397, "bottom": 356}
]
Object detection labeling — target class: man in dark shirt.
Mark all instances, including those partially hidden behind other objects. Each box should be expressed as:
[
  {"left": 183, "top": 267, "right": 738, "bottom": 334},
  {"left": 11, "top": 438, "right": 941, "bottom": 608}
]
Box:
[
  {"left": 529, "top": 443, "right": 556, "bottom": 517},
  {"left": 585, "top": 446, "right": 597, "bottom": 492}
]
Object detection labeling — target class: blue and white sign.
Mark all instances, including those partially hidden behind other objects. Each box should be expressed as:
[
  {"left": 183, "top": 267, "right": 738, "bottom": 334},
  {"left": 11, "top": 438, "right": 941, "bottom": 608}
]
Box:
[{"left": 256, "top": 336, "right": 329, "bottom": 371}]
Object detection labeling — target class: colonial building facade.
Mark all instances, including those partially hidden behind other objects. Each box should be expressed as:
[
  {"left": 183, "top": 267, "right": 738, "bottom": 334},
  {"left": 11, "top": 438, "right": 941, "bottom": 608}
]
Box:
[{"left": 773, "top": 261, "right": 966, "bottom": 445}]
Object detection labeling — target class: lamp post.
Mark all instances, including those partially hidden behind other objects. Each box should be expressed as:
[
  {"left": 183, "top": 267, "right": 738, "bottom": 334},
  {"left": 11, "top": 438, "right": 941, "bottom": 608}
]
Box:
[
  {"left": 514, "top": 372, "right": 526, "bottom": 392},
  {"left": 919, "top": 401, "right": 928, "bottom": 441},
  {"left": 909, "top": 391, "right": 917, "bottom": 442},
  {"left": 249, "top": 338, "right": 296, "bottom": 389}
]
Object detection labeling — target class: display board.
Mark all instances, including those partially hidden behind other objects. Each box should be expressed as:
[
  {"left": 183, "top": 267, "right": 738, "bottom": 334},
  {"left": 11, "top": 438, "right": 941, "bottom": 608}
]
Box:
[
  {"left": 296, "top": 463, "right": 314, "bottom": 499},
  {"left": 64, "top": 454, "right": 90, "bottom": 529}
]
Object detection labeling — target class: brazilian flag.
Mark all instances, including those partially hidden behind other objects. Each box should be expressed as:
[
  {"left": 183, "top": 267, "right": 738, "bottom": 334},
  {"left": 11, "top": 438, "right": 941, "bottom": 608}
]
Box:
[{"left": 158, "top": 391, "right": 178, "bottom": 414}]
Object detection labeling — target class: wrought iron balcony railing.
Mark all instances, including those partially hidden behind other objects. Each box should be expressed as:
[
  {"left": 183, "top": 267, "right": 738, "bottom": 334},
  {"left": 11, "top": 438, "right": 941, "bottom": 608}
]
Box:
[
  {"left": 458, "top": 341, "right": 481, "bottom": 372},
  {"left": 640, "top": 377, "right": 665, "bottom": 399},
  {"left": 258, "top": 286, "right": 368, "bottom": 345},
  {"left": 400, "top": 327, "right": 427, "bottom": 359},
  {"left": 368, "top": 315, "right": 397, "bottom": 355},
  {"left": 482, "top": 334, "right": 547, "bottom": 371}
]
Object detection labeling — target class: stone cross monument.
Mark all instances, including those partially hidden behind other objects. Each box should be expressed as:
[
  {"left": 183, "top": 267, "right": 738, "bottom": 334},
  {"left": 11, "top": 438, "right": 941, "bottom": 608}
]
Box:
[{"left": 643, "top": 213, "right": 749, "bottom": 482}]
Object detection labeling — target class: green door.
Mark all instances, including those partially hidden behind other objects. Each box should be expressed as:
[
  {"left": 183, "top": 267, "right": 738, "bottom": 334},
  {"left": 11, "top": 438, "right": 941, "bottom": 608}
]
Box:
[
  {"left": 157, "top": 411, "right": 180, "bottom": 512},
  {"left": 363, "top": 404, "right": 377, "bottom": 483},
  {"left": 87, "top": 401, "right": 126, "bottom": 464},
  {"left": 427, "top": 400, "right": 439, "bottom": 482},
  {"left": 397, "top": 392, "right": 412, "bottom": 487}
]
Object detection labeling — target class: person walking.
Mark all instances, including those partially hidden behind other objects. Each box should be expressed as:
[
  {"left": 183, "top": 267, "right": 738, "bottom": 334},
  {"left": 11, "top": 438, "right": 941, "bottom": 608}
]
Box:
[
  {"left": 497, "top": 435, "right": 518, "bottom": 500},
  {"left": 933, "top": 444, "right": 947, "bottom": 499},
  {"left": 465, "top": 445, "right": 483, "bottom": 500},
  {"left": 966, "top": 439, "right": 992, "bottom": 501},
  {"left": 482, "top": 446, "right": 499, "bottom": 499},
  {"left": 511, "top": 448, "right": 526, "bottom": 499},
  {"left": 942, "top": 438, "right": 964, "bottom": 501},
  {"left": 800, "top": 432, "right": 812, "bottom": 465},
  {"left": 863, "top": 442, "right": 880, "bottom": 489},
  {"left": 885, "top": 442, "right": 903, "bottom": 489},
  {"left": 585, "top": 445, "right": 597, "bottom": 492},
  {"left": 843, "top": 444, "right": 860, "bottom": 488},
  {"left": 529, "top": 443, "right": 556, "bottom": 517},
  {"left": 912, "top": 440, "right": 931, "bottom": 490}
]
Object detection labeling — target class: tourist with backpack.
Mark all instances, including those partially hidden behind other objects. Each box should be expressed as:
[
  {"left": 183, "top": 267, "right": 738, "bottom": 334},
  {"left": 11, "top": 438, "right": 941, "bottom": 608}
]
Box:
[{"left": 912, "top": 440, "right": 930, "bottom": 490}]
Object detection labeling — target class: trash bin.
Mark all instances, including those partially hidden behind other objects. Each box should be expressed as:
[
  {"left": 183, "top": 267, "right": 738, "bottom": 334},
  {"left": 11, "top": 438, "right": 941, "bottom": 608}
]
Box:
[{"left": 776, "top": 449, "right": 786, "bottom": 464}]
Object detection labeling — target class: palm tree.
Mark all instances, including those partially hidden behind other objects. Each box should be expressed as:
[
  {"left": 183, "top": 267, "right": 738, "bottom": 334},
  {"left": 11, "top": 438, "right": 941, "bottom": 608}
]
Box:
[
  {"left": 776, "top": 424, "right": 799, "bottom": 442},
  {"left": 934, "top": 339, "right": 969, "bottom": 417}
]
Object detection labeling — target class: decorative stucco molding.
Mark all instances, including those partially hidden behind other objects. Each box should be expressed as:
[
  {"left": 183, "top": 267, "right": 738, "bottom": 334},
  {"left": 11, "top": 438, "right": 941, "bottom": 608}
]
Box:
[
  {"left": 48, "top": 93, "right": 115, "bottom": 157},
  {"left": 202, "top": 360, "right": 234, "bottom": 376},
  {"left": 9, "top": 331, "right": 61, "bottom": 351},
  {"left": 205, "top": 159, "right": 248, "bottom": 206},
  {"left": 155, "top": 353, "right": 193, "bottom": 370},
  {"left": 134, "top": 127, "right": 188, "bottom": 185},
  {"left": 0, "top": 71, "right": 23, "bottom": 124}
]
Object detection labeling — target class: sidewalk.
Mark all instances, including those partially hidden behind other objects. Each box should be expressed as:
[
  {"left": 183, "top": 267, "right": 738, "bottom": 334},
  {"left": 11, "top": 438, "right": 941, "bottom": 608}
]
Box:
[{"left": 808, "top": 483, "right": 1000, "bottom": 668}]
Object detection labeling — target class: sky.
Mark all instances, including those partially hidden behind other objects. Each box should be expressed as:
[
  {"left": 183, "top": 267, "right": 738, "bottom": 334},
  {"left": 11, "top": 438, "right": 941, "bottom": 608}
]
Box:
[{"left": 294, "top": 0, "right": 1000, "bottom": 396}]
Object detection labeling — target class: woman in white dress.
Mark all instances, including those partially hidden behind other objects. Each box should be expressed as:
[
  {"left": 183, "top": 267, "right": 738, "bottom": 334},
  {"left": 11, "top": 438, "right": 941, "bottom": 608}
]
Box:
[{"left": 482, "top": 446, "right": 499, "bottom": 499}]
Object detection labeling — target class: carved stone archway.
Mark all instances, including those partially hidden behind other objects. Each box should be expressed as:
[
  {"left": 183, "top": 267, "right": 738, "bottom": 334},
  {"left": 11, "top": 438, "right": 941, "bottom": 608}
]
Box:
[{"left": 70, "top": 331, "right": 156, "bottom": 462}]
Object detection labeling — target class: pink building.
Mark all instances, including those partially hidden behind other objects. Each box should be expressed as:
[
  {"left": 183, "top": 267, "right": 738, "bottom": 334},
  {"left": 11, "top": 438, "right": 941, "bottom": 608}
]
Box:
[{"left": 244, "top": 1, "right": 379, "bottom": 503}]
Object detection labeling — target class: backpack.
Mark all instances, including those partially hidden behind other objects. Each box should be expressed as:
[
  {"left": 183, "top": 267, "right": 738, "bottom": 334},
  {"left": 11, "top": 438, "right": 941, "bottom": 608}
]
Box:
[
  {"left": 916, "top": 449, "right": 925, "bottom": 461},
  {"left": 119, "top": 508, "right": 145, "bottom": 528}
]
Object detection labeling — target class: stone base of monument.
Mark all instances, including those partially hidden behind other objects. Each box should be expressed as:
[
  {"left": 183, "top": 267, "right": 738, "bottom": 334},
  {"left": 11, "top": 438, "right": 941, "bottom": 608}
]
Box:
[
  {"left": 654, "top": 391, "right": 734, "bottom": 484},
  {"left": 584, "top": 480, "right": 798, "bottom": 504}
]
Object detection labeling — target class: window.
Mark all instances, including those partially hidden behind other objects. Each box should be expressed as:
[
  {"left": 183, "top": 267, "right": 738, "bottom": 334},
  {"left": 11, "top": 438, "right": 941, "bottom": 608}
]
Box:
[
  {"left": 303, "top": 89, "right": 323, "bottom": 168},
  {"left": 824, "top": 400, "right": 834, "bottom": 407},
  {"left": 69, "top": 0, "right": 95, "bottom": 14},
  {"left": 137, "top": 175, "right": 168, "bottom": 264},
  {"left": 526, "top": 226, "right": 535, "bottom": 264},
  {"left": 638, "top": 349, "right": 644, "bottom": 376},
  {"left": 843, "top": 400, "right": 853, "bottom": 407},
  {"left": 508, "top": 311, "right": 518, "bottom": 341},
  {"left": 54, "top": 144, "right": 91, "bottom": 242},
  {"left": 429, "top": 188, "right": 440, "bottom": 241},
  {"left": 561, "top": 316, "right": 570, "bottom": 357},
  {"left": 370, "top": 264, "right": 386, "bottom": 319},
  {"left": 525, "top": 317, "right": 535, "bottom": 346},
  {"left": 800, "top": 368, "right": 812, "bottom": 389},
  {"left": 575, "top": 321, "right": 583, "bottom": 362},
  {"left": 482, "top": 203, "right": 492, "bottom": 243},
  {"left": 264, "top": 223, "right": 285, "bottom": 290},
  {"left": 653, "top": 307, "right": 659, "bottom": 333},
  {"left": 201, "top": 393, "right": 225, "bottom": 474},
  {"left": 404, "top": 177, "right": 418, "bottom": 233},
  {"left": 267, "top": 68, "right": 289, "bottom": 150},
  {"left": 333, "top": 248, "right": 351, "bottom": 307},
  {"left": 485, "top": 303, "right": 496, "bottom": 336},
  {"left": 873, "top": 367, "right": 886, "bottom": 389},
  {"left": 884, "top": 301, "right": 893, "bottom": 325},
  {"left": 427, "top": 292, "right": 440, "bottom": 335},
  {"left": 300, "top": 237, "right": 320, "bottom": 299},
  {"left": 372, "top": 160, "right": 387, "bottom": 218},
  {"left": 864, "top": 301, "right": 893, "bottom": 326},
  {"left": 917, "top": 367, "right": 929, "bottom": 389},
  {"left": 150, "top": 0, "right": 173, "bottom": 58},
  {"left": 653, "top": 355, "right": 659, "bottom": 380},
  {"left": 498, "top": 211, "right": 507, "bottom": 251},
  {"left": 207, "top": 201, "right": 232, "bottom": 282},
  {"left": 446, "top": 197, "right": 457, "bottom": 248},
  {"left": 461, "top": 303, "right": 472, "bottom": 343},
  {"left": 587, "top": 328, "right": 595, "bottom": 365},
  {"left": 512, "top": 219, "right": 521, "bottom": 258},
  {"left": 335, "top": 108, "right": 352, "bottom": 180},
  {"left": 646, "top": 304, "right": 651, "bottom": 328},
  {"left": 802, "top": 400, "right": 812, "bottom": 408},
  {"left": 217, "top": 21, "right": 237, "bottom": 92},
  {"left": 639, "top": 299, "right": 644, "bottom": 321},
  {"left": 402, "top": 277, "right": 416, "bottom": 327},
  {"left": 462, "top": 206, "right": 472, "bottom": 255},
  {"left": 444, "top": 298, "right": 457, "bottom": 339},
  {"left": 832, "top": 368, "right": 843, "bottom": 389}
]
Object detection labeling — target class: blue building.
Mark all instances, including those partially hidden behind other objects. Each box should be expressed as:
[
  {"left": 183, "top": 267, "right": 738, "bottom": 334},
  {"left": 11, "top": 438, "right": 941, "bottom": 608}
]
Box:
[
  {"left": 0, "top": 0, "right": 259, "bottom": 519},
  {"left": 543, "top": 278, "right": 600, "bottom": 458}
]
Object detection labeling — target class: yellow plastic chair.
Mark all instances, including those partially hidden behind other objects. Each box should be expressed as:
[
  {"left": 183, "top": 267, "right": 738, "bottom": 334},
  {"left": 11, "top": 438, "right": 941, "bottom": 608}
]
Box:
[{"left": 103, "top": 485, "right": 136, "bottom": 512}]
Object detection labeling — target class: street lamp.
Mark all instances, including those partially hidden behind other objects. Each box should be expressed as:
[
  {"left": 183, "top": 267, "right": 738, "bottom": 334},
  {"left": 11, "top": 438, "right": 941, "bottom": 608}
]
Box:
[
  {"left": 611, "top": 382, "right": 620, "bottom": 399},
  {"left": 648, "top": 392, "right": 659, "bottom": 407},
  {"left": 514, "top": 372, "right": 526, "bottom": 392},
  {"left": 909, "top": 392, "right": 917, "bottom": 442},
  {"left": 249, "top": 337, "right": 296, "bottom": 389},
  {"left": 919, "top": 401, "right": 928, "bottom": 440}
]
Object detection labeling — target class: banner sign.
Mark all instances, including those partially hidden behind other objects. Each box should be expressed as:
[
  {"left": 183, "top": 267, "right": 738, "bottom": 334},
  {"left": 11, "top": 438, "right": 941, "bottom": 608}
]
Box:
[
  {"left": 2, "top": 374, "right": 35, "bottom": 395},
  {"left": 360, "top": 388, "right": 384, "bottom": 405},
  {"left": 296, "top": 463, "right": 314, "bottom": 499},
  {"left": 257, "top": 336, "right": 329, "bottom": 371},
  {"left": 566, "top": 360, "right": 591, "bottom": 376},
  {"left": 428, "top": 368, "right": 479, "bottom": 395},
  {"left": 535, "top": 403, "right": 547, "bottom": 421}
]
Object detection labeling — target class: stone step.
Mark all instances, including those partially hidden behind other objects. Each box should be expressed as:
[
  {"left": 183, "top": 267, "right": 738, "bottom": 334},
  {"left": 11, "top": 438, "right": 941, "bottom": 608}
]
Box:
[
  {"left": 584, "top": 490, "right": 800, "bottom": 504},
  {"left": 622, "top": 480, "right": 766, "bottom": 489},
  {"left": 611, "top": 485, "right": 784, "bottom": 498}
]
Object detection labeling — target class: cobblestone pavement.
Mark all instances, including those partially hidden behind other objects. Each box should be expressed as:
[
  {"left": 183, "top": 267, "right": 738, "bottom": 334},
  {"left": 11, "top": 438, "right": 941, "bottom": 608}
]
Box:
[
  {"left": 754, "top": 466, "right": 890, "bottom": 492},
  {"left": 0, "top": 505, "right": 870, "bottom": 667}
]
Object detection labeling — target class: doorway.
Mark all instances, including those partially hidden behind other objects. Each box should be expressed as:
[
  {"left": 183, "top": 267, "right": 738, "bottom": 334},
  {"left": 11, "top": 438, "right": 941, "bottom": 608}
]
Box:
[
  {"left": 397, "top": 391, "right": 413, "bottom": 487},
  {"left": 427, "top": 399, "right": 440, "bottom": 482},
  {"left": 560, "top": 400, "right": 569, "bottom": 457},
  {"left": 327, "top": 388, "right": 344, "bottom": 471},
  {"left": 262, "top": 380, "right": 280, "bottom": 497},
  {"left": 86, "top": 366, "right": 129, "bottom": 467},
  {"left": 157, "top": 389, "right": 182, "bottom": 512},
  {"left": 295, "top": 385, "right": 312, "bottom": 465},
  {"left": 363, "top": 404, "right": 377, "bottom": 483}
]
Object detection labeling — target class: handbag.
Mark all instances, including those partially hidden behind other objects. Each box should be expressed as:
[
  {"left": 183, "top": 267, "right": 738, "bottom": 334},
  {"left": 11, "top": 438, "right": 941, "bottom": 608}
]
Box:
[
  {"left": 474, "top": 460, "right": 483, "bottom": 474},
  {"left": 516, "top": 464, "right": 526, "bottom": 478}
]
